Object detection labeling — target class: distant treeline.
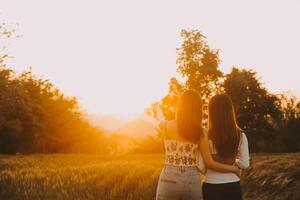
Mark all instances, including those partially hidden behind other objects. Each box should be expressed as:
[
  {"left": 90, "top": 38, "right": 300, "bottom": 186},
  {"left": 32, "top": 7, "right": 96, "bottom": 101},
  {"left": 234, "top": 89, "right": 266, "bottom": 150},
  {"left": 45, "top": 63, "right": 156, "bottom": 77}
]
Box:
[
  {"left": 0, "top": 24, "right": 299, "bottom": 154},
  {"left": 0, "top": 62, "right": 161, "bottom": 155},
  {"left": 0, "top": 65, "right": 110, "bottom": 154},
  {"left": 145, "top": 29, "right": 300, "bottom": 153},
  {"left": 0, "top": 22, "right": 113, "bottom": 154}
]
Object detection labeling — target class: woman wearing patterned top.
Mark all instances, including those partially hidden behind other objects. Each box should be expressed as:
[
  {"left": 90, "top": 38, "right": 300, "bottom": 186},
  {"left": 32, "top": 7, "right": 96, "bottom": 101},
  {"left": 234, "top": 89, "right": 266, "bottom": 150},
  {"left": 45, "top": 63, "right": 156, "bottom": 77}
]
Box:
[{"left": 155, "top": 90, "right": 240, "bottom": 200}]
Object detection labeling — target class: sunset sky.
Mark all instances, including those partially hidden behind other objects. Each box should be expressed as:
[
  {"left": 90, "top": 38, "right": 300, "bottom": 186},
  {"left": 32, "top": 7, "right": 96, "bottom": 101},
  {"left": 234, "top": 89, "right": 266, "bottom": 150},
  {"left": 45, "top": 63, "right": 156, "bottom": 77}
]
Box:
[{"left": 1, "top": 0, "right": 300, "bottom": 118}]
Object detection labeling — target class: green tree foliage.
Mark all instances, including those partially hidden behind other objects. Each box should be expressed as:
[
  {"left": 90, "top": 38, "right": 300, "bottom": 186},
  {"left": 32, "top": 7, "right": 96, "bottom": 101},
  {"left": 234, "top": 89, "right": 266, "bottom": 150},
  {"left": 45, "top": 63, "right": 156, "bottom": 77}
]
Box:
[
  {"left": 0, "top": 20, "right": 108, "bottom": 154},
  {"left": 176, "top": 30, "right": 223, "bottom": 95},
  {"left": 150, "top": 29, "right": 223, "bottom": 120},
  {"left": 0, "top": 66, "right": 108, "bottom": 154},
  {"left": 147, "top": 29, "right": 300, "bottom": 153},
  {"left": 223, "top": 68, "right": 283, "bottom": 152},
  {"left": 274, "top": 94, "right": 300, "bottom": 152},
  {"left": 223, "top": 68, "right": 300, "bottom": 152}
]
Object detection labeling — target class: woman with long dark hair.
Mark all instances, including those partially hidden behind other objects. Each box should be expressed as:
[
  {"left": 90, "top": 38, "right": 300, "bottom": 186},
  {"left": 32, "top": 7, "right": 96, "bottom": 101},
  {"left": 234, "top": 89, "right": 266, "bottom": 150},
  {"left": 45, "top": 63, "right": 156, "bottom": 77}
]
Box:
[
  {"left": 155, "top": 90, "right": 240, "bottom": 200},
  {"left": 202, "top": 94, "right": 250, "bottom": 200}
]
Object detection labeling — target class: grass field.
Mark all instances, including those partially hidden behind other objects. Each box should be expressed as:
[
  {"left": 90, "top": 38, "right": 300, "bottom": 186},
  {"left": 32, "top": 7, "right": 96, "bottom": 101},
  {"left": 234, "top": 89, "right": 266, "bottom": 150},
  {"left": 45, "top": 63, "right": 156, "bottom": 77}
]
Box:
[{"left": 0, "top": 153, "right": 299, "bottom": 200}]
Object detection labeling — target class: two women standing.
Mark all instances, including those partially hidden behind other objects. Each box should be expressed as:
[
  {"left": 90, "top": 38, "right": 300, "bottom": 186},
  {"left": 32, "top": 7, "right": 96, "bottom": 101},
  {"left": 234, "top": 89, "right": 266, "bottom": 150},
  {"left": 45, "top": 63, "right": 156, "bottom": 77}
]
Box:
[{"left": 155, "top": 90, "right": 249, "bottom": 200}]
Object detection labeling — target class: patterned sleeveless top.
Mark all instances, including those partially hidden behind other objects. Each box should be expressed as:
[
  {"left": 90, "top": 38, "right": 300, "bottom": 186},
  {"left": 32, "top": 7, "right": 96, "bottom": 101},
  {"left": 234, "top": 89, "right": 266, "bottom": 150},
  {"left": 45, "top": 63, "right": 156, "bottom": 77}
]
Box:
[{"left": 164, "top": 139, "right": 199, "bottom": 167}]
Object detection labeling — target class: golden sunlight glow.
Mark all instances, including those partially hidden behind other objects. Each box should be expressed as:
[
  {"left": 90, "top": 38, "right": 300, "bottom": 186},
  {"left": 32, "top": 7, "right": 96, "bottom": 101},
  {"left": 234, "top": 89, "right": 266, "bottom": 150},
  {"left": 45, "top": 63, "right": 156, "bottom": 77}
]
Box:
[{"left": 2, "top": 0, "right": 300, "bottom": 118}]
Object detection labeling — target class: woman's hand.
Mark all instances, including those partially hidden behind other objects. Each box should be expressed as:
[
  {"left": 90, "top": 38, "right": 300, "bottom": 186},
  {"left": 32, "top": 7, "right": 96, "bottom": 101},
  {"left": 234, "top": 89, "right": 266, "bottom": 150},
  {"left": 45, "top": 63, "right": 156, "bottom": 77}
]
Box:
[{"left": 233, "top": 164, "right": 242, "bottom": 177}]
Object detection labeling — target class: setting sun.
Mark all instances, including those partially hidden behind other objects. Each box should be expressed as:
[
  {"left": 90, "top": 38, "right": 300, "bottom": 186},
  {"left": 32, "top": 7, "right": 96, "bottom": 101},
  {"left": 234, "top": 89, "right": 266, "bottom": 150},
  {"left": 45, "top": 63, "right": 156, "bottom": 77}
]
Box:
[
  {"left": 1, "top": 1, "right": 300, "bottom": 200},
  {"left": 2, "top": 0, "right": 300, "bottom": 118}
]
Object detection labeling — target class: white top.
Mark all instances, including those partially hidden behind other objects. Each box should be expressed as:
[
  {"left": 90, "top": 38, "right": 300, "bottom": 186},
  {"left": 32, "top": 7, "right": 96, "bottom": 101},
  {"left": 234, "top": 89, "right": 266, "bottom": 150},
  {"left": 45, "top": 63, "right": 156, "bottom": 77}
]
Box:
[{"left": 204, "top": 132, "right": 250, "bottom": 184}]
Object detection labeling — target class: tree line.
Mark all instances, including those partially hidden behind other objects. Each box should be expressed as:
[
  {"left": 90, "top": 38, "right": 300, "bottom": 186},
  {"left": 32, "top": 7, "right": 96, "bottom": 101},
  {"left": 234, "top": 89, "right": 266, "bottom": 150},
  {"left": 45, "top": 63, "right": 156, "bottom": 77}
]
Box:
[
  {"left": 146, "top": 29, "right": 300, "bottom": 153},
  {"left": 1, "top": 23, "right": 299, "bottom": 154},
  {"left": 0, "top": 65, "right": 111, "bottom": 154},
  {"left": 0, "top": 22, "right": 110, "bottom": 154}
]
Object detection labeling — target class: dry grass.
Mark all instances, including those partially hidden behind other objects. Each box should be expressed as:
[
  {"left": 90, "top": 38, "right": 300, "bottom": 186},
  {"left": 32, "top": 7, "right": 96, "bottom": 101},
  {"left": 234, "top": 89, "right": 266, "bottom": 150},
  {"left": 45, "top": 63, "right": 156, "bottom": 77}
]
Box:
[
  {"left": 0, "top": 153, "right": 299, "bottom": 200},
  {"left": 242, "top": 153, "right": 300, "bottom": 200}
]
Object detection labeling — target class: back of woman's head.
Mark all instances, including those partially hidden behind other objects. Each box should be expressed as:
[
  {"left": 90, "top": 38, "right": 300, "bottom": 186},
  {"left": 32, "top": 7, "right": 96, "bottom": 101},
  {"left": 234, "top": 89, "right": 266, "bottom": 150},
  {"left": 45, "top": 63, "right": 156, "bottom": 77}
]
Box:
[
  {"left": 176, "top": 89, "right": 203, "bottom": 143},
  {"left": 208, "top": 93, "right": 241, "bottom": 159}
]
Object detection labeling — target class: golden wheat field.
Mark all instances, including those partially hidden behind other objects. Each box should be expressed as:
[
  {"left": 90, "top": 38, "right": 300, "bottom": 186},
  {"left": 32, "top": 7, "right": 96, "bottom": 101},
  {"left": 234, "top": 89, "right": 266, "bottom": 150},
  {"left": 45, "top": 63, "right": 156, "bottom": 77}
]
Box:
[{"left": 0, "top": 153, "right": 299, "bottom": 200}]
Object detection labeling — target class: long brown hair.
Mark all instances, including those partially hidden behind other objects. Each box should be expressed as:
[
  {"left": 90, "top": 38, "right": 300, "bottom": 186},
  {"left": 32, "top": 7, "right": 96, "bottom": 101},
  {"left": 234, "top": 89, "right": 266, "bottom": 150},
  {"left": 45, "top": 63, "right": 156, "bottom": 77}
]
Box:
[
  {"left": 208, "top": 94, "right": 241, "bottom": 161},
  {"left": 176, "top": 89, "right": 203, "bottom": 143}
]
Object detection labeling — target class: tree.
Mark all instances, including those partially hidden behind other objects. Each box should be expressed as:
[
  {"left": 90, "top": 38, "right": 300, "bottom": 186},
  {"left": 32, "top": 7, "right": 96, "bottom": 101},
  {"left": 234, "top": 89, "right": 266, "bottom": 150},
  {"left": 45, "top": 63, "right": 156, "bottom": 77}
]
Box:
[
  {"left": 0, "top": 65, "right": 110, "bottom": 154},
  {"left": 275, "top": 93, "right": 300, "bottom": 152},
  {"left": 223, "top": 67, "right": 282, "bottom": 152},
  {"left": 0, "top": 19, "right": 110, "bottom": 154},
  {"left": 176, "top": 30, "right": 223, "bottom": 96},
  {"left": 149, "top": 29, "right": 223, "bottom": 121}
]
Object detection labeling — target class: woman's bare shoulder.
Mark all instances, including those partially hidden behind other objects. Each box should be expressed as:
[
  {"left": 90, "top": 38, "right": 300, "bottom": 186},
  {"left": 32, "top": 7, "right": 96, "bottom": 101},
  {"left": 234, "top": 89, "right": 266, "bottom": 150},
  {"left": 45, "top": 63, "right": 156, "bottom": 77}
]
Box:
[{"left": 159, "top": 120, "right": 177, "bottom": 139}]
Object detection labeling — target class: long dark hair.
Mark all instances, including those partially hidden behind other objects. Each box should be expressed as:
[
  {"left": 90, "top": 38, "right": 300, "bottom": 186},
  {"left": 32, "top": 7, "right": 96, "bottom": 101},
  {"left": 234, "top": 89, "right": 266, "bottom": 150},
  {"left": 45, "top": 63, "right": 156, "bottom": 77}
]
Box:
[
  {"left": 208, "top": 94, "right": 241, "bottom": 161},
  {"left": 176, "top": 89, "right": 203, "bottom": 143}
]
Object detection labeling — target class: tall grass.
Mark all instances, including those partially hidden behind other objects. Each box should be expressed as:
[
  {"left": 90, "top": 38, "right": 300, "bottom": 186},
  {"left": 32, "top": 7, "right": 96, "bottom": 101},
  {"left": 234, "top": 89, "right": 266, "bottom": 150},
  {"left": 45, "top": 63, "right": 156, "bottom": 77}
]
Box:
[
  {"left": 0, "top": 153, "right": 299, "bottom": 200},
  {"left": 0, "top": 154, "right": 163, "bottom": 200}
]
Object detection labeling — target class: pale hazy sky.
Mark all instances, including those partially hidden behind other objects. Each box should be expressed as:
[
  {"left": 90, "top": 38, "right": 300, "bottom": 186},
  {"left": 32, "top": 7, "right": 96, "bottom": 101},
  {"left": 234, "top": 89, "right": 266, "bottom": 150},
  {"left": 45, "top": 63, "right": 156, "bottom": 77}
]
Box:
[{"left": 1, "top": 0, "right": 300, "bottom": 118}]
